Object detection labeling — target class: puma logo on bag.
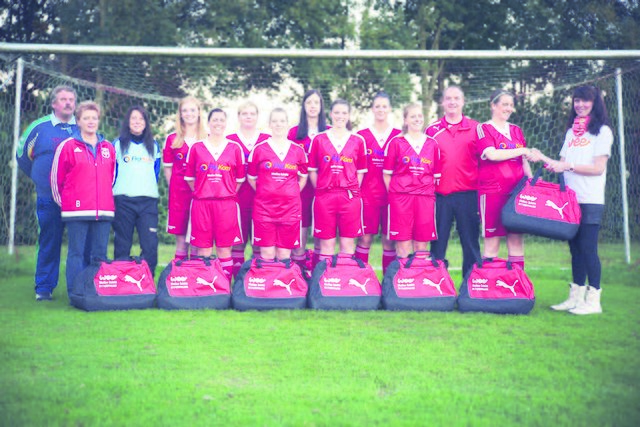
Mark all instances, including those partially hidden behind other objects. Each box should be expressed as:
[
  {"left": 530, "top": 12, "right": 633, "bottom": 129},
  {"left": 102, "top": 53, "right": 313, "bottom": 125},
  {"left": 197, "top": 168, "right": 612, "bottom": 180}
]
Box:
[
  {"left": 422, "top": 277, "right": 445, "bottom": 295},
  {"left": 196, "top": 276, "right": 218, "bottom": 292},
  {"left": 273, "top": 278, "right": 295, "bottom": 295},
  {"left": 545, "top": 200, "right": 569, "bottom": 219},
  {"left": 348, "top": 278, "right": 370, "bottom": 294},
  {"left": 496, "top": 279, "right": 518, "bottom": 296},
  {"left": 124, "top": 274, "right": 146, "bottom": 292}
]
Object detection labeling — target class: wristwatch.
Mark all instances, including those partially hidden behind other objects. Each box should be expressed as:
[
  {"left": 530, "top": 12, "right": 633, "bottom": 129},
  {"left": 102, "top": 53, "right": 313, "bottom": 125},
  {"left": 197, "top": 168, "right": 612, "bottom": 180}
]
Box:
[{"left": 568, "top": 163, "right": 575, "bottom": 172}]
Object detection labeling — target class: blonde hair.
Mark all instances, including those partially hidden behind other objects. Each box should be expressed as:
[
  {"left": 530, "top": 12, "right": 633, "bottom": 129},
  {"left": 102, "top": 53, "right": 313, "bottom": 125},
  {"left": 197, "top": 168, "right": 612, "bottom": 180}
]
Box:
[
  {"left": 401, "top": 103, "right": 423, "bottom": 134},
  {"left": 75, "top": 101, "right": 101, "bottom": 120},
  {"left": 237, "top": 100, "right": 259, "bottom": 116},
  {"left": 172, "top": 96, "right": 208, "bottom": 149}
]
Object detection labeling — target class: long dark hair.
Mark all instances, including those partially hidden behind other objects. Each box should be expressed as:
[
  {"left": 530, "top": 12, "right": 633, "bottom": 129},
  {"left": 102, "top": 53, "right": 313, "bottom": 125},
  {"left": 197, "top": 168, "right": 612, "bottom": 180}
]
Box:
[
  {"left": 295, "top": 89, "right": 327, "bottom": 140},
  {"left": 119, "top": 106, "right": 155, "bottom": 156},
  {"left": 566, "top": 85, "right": 610, "bottom": 136}
]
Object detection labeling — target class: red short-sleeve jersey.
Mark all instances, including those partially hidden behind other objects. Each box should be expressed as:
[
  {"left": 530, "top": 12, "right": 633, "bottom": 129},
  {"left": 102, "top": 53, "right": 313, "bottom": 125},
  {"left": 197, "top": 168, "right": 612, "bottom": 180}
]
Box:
[
  {"left": 425, "top": 116, "right": 479, "bottom": 195},
  {"left": 476, "top": 122, "right": 526, "bottom": 194},
  {"left": 226, "top": 132, "right": 270, "bottom": 208},
  {"left": 163, "top": 133, "right": 197, "bottom": 191},
  {"left": 357, "top": 126, "right": 402, "bottom": 205},
  {"left": 184, "top": 140, "right": 246, "bottom": 200},
  {"left": 307, "top": 131, "right": 368, "bottom": 193},
  {"left": 247, "top": 139, "right": 308, "bottom": 223},
  {"left": 383, "top": 135, "right": 440, "bottom": 195}
]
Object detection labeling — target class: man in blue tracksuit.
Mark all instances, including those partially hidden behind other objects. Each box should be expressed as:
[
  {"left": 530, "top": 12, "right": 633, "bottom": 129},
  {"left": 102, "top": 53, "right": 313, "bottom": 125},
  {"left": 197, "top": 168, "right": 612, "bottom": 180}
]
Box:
[{"left": 16, "top": 86, "right": 78, "bottom": 301}]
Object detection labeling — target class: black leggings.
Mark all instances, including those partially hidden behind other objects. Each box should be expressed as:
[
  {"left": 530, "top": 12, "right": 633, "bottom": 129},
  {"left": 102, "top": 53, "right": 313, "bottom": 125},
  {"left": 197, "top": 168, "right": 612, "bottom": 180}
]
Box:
[{"left": 568, "top": 223, "right": 601, "bottom": 289}]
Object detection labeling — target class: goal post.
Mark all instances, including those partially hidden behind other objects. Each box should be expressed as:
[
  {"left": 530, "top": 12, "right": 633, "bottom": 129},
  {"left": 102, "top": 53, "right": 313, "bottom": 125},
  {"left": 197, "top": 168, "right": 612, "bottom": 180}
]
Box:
[{"left": 1, "top": 44, "right": 638, "bottom": 263}]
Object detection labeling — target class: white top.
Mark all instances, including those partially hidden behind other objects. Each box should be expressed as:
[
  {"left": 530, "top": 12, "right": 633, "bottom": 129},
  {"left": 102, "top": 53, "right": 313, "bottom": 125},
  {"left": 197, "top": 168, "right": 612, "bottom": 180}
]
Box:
[{"left": 560, "top": 125, "right": 613, "bottom": 204}]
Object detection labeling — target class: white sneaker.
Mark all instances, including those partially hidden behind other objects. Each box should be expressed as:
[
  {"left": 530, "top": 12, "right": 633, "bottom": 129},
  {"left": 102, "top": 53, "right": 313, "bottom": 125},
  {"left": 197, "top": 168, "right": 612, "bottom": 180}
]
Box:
[
  {"left": 569, "top": 286, "right": 602, "bottom": 315},
  {"left": 550, "top": 283, "right": 585, "bottom": 311}
]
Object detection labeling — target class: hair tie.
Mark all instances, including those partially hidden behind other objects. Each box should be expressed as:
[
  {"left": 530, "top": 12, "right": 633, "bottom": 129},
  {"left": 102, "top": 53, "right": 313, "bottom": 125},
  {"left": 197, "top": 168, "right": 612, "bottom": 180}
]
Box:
[{"left": 491, "top": 91, "right": 512, "bottom": 104}]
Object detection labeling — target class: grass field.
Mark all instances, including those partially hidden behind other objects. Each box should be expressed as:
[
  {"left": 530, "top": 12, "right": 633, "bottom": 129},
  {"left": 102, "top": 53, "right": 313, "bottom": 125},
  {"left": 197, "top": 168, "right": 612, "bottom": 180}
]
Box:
[{"left": 1, "top": 242, "right": 639, "bottom": 426}]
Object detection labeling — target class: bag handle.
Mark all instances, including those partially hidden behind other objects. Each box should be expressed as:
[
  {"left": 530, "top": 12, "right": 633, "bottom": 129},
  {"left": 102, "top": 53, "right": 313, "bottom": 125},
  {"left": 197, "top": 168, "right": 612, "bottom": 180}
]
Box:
[
  {"left": 476, "top": 257, "right": 513, "bottom": 270},
  {"left": 531, "top": 167, "right": 566, "bottom": 192},
  {"left": 256, "top": 257, "right": 290, "bottom": 269},
  {"left": 331, "top": 254, "right": 365, "bottom": 268},
  {"left": 180, "top": 255, "right": 214, "bottom": 266},
  {"left": 404, "top": 251, "right": 441, "bottom": 268}
]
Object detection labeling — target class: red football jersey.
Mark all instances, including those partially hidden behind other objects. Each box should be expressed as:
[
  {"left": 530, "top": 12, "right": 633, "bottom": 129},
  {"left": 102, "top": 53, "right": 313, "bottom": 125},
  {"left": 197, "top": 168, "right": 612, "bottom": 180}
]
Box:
[
  {"left": 477, "top": 122, "right": 527, "bottom": 194},
  {"left": 248, "top": 139, "right": 308, "bottom": 223},
  {"left": 425, "top": 116, "right": 479, "bottom": 195},
  {"left": 184, "top": 140, "right": 246, "bottom": 199},
  {"left": 163, "top": 133, "right": 197, "bottom": 192},
  {"left": 227, "top": 132, "right": 270, "bottom": 208},
  {"left": 357, "top": 126, "right": 402, "bottom": 205},
  {"left": 383, "top": 135, "right": 440, "bottom": 195},
  {"left": 307, "top": 131, "right": 368, "bottom": 193}
]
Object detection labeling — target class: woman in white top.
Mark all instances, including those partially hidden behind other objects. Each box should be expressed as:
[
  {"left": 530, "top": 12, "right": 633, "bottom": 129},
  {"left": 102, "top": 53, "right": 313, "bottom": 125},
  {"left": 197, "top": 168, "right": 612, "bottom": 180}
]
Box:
[{"left": 533, "top": 85, "right": 613, "bottom": 315}]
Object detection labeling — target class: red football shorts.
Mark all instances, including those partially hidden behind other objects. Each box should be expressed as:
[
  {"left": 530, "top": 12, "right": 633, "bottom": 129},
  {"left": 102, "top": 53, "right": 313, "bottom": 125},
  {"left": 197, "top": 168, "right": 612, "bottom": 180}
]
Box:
[
  {"left": 190, "top": 198, "right": 243, "bottom": 248},
  {"left": 479, "top": 192, "right": 509, "bottom": 238},
  {"left": 252, "top": 220, "right": 302, "bottom": 249},
  {"left": 312, "top": 190, "right": 363, "bottom": 239},
  {"left": 387, "top": 193, "right": 437, "bottom": 242},
  {"left": 300, "top": 182, "right": 314, "bottom": 228},
  {"left": 362, "top": 202, "right": 388, "bottom": 236},
  {"left": 166, "top": 185, "right": 192, "bottom": 235},
  {"left": 237, "top": 182, "right": 254, "bottom": 242}
]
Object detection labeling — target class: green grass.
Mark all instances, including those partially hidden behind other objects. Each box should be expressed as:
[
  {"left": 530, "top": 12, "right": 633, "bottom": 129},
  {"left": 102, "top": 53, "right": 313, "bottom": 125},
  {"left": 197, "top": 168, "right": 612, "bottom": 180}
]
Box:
[{"left": 1, "top": 243, "right": 639, "bottom": 426}]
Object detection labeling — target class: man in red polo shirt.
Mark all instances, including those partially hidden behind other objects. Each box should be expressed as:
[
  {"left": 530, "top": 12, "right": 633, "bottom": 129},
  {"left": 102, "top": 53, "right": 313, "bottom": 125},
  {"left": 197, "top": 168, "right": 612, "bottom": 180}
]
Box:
[{"left": 425, "top": 86, "right": 481, "bottom": 277}]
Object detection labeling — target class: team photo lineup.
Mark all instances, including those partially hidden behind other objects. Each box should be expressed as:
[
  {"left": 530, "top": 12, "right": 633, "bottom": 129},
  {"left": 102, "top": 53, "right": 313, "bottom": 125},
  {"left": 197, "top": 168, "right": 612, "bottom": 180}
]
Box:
[{"left": 17, "top": 82, "right": 612, "bottom": 314}]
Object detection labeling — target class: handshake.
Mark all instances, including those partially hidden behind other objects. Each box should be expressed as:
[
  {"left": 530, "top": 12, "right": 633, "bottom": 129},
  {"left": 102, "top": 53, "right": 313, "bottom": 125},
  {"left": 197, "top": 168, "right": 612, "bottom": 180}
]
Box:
[{"left": 523, "top": 147, "right": 568, "bottom": 173}]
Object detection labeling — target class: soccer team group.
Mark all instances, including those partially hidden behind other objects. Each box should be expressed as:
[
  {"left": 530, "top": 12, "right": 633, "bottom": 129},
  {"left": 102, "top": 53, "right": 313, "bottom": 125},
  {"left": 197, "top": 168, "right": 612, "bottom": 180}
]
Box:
[{"left": 17, "top": 83, "right": 612, "bottom": 315}]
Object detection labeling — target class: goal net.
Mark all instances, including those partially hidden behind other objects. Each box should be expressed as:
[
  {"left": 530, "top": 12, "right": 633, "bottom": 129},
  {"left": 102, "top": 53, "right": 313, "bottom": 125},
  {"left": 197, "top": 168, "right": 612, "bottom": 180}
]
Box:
[{"left": 1, "top": 51, "right": 638, "bottom": 258}]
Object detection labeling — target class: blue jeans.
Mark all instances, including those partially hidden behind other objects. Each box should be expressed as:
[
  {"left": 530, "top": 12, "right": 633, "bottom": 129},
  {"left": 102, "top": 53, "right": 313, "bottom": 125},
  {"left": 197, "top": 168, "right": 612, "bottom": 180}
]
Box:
[
  {"left": 430, "top": 191, "right": 481, "bottom": 278},
  {"left": 65, "top": 221, "right": 111, "bottom": 297},
  {"left": 35, "top": 198, "right": 64, "bottom": 295}
]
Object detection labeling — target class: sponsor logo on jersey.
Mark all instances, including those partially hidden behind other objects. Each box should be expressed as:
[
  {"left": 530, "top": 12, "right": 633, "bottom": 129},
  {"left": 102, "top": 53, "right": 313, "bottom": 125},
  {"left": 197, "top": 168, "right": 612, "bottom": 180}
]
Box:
[
  {"left": 323, "top": 154, "right": 354, "bottom": 163},
  {"left": 101, "top": 147, "right": 111, "bottom": 158},
  {"left": 472, "top": 278, "right": 488, "bottom": 284},
  {"left": 402, "top": 155, "right": 432, "bottom": 165},
  {"left": 123, "top": 154, "right": 153, "bottom": 163},
  {"left": 366, "top": 148, "right": 385, "bottom": 156},
  {"left": 264, "top": 161, "right": 297, "bottom": 170},
  {"left": 201, "top": 162, "right": 231, "bottom": 172},
  {"left": 498, "top": 141, "right": 524, "bottom": 149}
]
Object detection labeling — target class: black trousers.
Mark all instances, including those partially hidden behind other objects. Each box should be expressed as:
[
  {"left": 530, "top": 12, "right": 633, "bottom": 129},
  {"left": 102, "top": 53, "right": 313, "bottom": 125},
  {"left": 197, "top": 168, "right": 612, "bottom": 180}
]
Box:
[
  {"left": 430, "top": 191, "right": 481, "bottom": 278},
  {"left": 113, "top": 196, "right": 159, "bottom": 276}
]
